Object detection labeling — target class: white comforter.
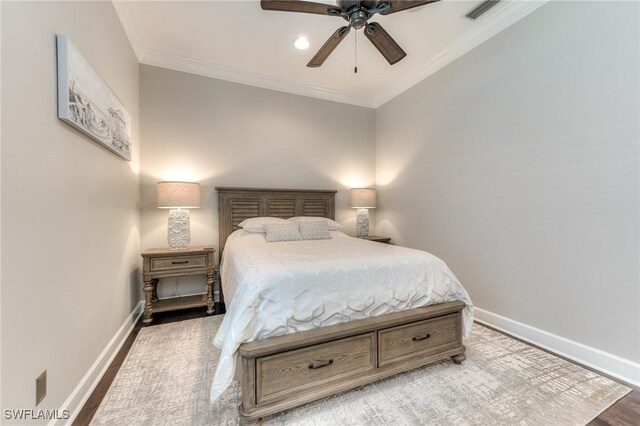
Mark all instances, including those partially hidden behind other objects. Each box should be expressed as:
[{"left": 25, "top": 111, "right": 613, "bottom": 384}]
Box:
[{"left": 210, "top": 230, "right": 473, "bottom": 403}]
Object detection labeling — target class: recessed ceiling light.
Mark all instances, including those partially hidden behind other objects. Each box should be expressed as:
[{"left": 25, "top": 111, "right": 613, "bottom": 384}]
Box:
[{"left": 294, "top": 36, "right": 310, "bottom": 50}]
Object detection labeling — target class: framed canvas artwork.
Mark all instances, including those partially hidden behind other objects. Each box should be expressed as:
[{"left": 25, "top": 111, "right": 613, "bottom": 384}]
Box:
[{"left": 56, "top": 34, "right": 132, "bottom": 160}]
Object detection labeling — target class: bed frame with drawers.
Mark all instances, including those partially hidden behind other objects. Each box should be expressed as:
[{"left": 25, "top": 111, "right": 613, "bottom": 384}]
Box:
[{"left": 216, "top": 187, "right": 467, "bottom": 425}]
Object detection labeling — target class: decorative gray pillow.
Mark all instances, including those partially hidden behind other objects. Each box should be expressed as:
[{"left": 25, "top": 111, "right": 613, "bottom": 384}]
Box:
[
  {"left": 299, "top": 220, "right": 331, "bottom": 240},
  {"left": 264, "top": 223, "right": 302, "bottom": 242}
]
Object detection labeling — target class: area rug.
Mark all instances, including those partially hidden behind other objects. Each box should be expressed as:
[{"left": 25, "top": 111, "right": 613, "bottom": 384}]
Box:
[{"left": 91, "top": 315, "right": 630, "bottom": 426}]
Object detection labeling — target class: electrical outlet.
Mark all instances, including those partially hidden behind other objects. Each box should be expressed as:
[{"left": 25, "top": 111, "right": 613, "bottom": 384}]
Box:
[{"left": 36, "top": 370, "right": 47, "bottom": 406}]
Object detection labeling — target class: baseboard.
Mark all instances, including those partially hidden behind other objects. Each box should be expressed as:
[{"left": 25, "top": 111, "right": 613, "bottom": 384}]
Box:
[
  {"left": 52, "top": 300, "right": 144, "bottom": 426},
  {"left": 474, "top": 307, "right": 640, "bottom": 388}
]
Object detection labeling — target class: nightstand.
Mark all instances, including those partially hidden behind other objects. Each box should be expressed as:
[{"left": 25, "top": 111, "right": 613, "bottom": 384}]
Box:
[
  {"left": 365, "top": 236, "right": 391, "bottom": 244},
  {"left": 141, "top": 246, "right": 216, "bottom": 325}
]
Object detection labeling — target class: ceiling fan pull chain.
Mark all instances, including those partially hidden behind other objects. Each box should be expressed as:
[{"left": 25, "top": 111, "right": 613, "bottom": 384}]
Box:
[{"left": 354, "top": 30, "right": 358, "bottom": 74}]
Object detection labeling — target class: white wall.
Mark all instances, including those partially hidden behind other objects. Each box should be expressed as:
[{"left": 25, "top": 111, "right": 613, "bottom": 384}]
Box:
[
  {"left": 375, "top": 0, "right": 639, "bottom": 367},
  {"left": 140, "top": 65, "right": 375, "bottom": 297},
  {"left": 1, "top": 1, "right": 140, "bottom": 417}
]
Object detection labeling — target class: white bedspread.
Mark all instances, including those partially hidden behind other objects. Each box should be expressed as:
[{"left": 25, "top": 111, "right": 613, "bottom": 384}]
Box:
[{"left": 210, "top": 230, "right": 473, "bottom": 403}]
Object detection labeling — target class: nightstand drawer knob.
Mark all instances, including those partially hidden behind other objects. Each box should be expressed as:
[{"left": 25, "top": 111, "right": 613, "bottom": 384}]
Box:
[
  {"left": 308, "top": 359, "right": 334, "bottom": 369},
  {"left": 412, "top": 334, "right": 431, "bottom": 342},
  {"left": 172, "top": 260, "right": 189, "bottom": 265}
]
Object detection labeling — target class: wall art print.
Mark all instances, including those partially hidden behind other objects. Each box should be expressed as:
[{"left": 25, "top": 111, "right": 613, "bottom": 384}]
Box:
[{"left": 56, "top": 34, "right": 131, "bottom": 160}]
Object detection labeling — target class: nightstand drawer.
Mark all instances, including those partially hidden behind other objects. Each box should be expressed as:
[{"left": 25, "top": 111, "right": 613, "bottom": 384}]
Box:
[
  {"left": 149, "top": 254, "right": 208, "bottom": 272},
  {"left": 378, "top": 313, "right": 460, "bottom": 367}
]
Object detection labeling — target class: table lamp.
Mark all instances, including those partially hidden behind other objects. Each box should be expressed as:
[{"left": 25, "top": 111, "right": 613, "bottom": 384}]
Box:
[
  {"left": 350, "top": 188, "right": 376, "bottom": 238},
  {"left": 156, "top": 181, "right": 201, "bottom": 250}
]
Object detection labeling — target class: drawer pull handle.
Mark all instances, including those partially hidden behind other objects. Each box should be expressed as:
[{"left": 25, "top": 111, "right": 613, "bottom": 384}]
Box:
[
  {"left": 308, "top": 359, "right": 334, "bottom": 369},
  {"left": 412, "top": 334, "right": 431, "bottom": 342},
  {"left": 171, "top": 260, "right": 189, "bottom": 265}
]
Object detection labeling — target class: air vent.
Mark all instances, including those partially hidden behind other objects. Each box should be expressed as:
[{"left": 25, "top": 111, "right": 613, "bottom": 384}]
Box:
[{"left": 465, "top": 0, "right": 501, "bottom": 20}]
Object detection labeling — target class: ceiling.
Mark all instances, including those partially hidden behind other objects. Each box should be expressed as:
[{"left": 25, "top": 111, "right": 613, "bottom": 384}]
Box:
[{"left": 114, "top": 0, "right": 547, "bottom": 108}]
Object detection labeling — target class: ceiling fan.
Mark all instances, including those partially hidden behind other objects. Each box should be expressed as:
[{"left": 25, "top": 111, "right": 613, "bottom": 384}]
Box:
[{"left": 261, "top": 0, "right": 440, "bottom": 68}]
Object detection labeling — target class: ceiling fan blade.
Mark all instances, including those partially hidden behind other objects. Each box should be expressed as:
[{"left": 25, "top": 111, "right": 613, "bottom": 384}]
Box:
[
  {"left": 261, "top": 0, "right": 342, "bottom": 16},
  {"left": 364, "top": 22, "right": 406, "bottom": 65},
  {"left": 379, "top": 0, "right": 440, "bottom": 15},
  {"left": 307, "top": 26, "right": 351, "bottom": 67}
]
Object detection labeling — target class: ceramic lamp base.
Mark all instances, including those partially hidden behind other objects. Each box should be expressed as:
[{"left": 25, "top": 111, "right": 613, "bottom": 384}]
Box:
[
  {"left": 356, "top": 208, "right": 370, "bottom": 238},
  {"left": 168, "top": 209, "right": 191, "bottom": 250}
]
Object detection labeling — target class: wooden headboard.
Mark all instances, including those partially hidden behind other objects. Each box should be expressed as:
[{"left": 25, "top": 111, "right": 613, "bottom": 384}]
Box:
[{"left": 216, "top": 187, "right": 337, "bottom": 254}]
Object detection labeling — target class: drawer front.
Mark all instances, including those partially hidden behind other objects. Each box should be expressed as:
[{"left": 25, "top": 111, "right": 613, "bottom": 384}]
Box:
[
  {"left": 378, "top": 313, "right": 460, "bottom": 367},
  {"left": 256, "top": 333, "right": 375, "bottom": 404},
  {"left": 149, "top": 255, "right": 208, "bottom": 272}
]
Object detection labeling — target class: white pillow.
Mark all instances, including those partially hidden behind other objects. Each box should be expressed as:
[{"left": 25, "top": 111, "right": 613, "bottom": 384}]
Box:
[
  {"left": 264, "top": 223, "right": 302, "bottom": 242},
  {"left": 287, "top": 216, "right": 341, "bottom": 231},
  {"left": 238, "top": 217, "right": 287, "bottom": 233},
  {"left": 299, "top": 220, "right": 331, "bottom": 240}
]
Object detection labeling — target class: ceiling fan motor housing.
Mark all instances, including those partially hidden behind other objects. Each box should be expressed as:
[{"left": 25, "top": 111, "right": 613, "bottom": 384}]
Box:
[
  {"left": 338, "top": 0, "right": 377, "bottom": 28},
  {"left": 350, "top": 10, "right": 368, "bottom": 28}
]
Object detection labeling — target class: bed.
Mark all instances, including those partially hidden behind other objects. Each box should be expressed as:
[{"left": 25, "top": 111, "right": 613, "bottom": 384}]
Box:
[{"left": 212, "top": 187, "right": 473, "bottom": 425}]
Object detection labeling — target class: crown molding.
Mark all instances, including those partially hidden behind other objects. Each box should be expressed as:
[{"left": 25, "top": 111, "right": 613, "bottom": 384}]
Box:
[
  {"left": 112, "top": 1, "right": 149, "bottom": 61},
  {"left": 373, "top": 0, "right": 550, "bottom": 107},
  {"left": 112, "top": 0, "right": 374, "bottom": 107},
  {"left": 140, "top": 49, "right": 377, "bottom": 108},
  {"left": 114, "top": 0, "right": 549, "bottom": 109}
]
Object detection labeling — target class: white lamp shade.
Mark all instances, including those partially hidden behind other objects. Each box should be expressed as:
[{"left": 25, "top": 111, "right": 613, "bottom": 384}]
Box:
[
  {"left": 156, "top": 181, "right": 201, "bottom": 209},
  {"left": 350, "top": 188, "right": 376, "bottom": 209}
]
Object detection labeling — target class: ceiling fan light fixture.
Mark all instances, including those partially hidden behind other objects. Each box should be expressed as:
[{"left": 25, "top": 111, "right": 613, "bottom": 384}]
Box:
[{"left": 294, "top": 36, "right": 310, "bottom": 50}]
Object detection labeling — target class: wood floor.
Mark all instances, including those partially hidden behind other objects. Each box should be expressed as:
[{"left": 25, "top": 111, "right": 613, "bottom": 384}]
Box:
[
  {"left": 74, "top": 309, "right": 640, "bottom": 426},
  {"left": 590, "top": 391, "right": 640, "bottom": 426}
]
